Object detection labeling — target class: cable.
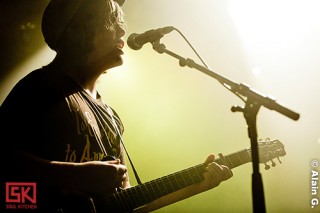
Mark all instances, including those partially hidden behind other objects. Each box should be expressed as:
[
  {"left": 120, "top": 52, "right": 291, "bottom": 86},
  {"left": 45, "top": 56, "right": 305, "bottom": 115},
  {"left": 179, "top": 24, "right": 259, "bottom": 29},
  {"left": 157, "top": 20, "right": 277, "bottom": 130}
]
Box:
[{"left": 172, "top": 27, "right": 245, "bottom": 102}]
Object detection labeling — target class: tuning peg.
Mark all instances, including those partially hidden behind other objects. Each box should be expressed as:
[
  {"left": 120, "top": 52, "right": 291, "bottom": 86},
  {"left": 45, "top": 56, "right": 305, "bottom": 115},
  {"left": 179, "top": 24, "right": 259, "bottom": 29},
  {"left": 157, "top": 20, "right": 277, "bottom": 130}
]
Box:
[
  {"left": 271, "top": 160, "right": 276, "bottom": 167},
  {"left": 277, "top": 157, "right": 282, "bottom": 164},
  {"left": 264, "top": 163, "right": 270, "bottom": 170}
]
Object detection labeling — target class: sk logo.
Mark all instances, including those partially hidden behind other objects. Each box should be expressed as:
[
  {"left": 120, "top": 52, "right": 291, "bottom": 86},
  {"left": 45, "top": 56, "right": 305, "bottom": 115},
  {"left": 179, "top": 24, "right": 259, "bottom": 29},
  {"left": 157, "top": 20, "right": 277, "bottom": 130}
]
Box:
[{"left": 5, "top": 182, "right": 37, "bottom": 204}]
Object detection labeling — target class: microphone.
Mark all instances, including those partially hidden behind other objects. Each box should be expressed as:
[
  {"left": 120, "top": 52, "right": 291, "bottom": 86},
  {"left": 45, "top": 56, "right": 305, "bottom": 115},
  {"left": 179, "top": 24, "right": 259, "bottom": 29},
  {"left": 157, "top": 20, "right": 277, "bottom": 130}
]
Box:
[{"left": 127, "top": 26, "right": 175, "bottom": 50}]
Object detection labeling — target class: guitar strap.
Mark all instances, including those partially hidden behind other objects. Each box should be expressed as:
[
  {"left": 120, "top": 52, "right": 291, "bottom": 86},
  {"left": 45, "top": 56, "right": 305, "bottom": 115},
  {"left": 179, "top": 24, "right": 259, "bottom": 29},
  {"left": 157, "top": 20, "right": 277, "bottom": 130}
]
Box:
[
  {"left": 75, "top": 85, "right": 142, "bottom": 185},
  {"left": 106, "top": 105, "right": 143, "bottom": 185}
]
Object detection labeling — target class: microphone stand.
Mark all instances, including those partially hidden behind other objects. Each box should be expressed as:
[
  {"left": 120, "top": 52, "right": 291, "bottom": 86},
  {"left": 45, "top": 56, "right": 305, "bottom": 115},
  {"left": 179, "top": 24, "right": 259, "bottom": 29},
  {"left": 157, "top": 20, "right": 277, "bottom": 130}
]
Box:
[{"left": 151, "top": 40, "right": 300, "bottom": 213}]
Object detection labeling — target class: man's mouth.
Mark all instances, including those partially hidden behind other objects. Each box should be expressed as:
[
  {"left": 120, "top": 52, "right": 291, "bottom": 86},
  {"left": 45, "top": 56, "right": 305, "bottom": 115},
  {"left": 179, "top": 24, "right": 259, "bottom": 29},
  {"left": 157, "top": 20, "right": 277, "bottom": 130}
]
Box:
[{"left": 115, "top": 40, "right": 125, "bottom": 49}]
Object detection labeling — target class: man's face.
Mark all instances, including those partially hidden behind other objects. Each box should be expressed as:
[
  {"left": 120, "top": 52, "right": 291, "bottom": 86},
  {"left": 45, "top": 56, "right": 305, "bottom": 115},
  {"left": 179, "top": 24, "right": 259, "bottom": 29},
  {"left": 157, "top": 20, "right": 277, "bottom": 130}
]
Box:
[{"left": 86, "top": 1, "right": 126, "bottom": 71}]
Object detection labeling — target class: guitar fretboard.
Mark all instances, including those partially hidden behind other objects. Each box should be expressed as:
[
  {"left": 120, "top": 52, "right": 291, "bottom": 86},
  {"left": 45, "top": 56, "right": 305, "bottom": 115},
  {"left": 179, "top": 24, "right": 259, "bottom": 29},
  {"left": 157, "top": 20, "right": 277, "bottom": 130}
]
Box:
[{"left": 98, "top": 148, "right": 252, "bottom": 212}]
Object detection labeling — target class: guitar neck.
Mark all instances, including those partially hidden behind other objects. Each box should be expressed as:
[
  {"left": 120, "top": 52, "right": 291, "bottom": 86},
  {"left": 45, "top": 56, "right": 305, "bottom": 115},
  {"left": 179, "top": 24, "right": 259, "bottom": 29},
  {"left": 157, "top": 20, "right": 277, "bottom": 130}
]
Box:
[{"left": 98, "top": 148, "right": 252, "bottom": 212}]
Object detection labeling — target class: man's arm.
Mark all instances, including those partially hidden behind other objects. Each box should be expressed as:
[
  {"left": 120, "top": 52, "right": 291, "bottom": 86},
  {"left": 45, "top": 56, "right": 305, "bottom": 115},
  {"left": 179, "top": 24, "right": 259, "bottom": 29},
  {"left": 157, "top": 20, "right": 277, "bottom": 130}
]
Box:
[
  {"left": 133, "top": 154, "right": 232, "bottom": 212},
  {"left": 3, "top": 150, "right": 128, "bottom": 194}
]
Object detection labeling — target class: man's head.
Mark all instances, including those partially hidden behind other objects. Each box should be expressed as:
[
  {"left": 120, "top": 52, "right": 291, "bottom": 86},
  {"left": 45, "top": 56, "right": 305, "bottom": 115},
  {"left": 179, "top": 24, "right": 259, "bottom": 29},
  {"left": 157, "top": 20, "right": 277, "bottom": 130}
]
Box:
[{"left": 42, "top": 0, "right": 125, "bottom": 65}]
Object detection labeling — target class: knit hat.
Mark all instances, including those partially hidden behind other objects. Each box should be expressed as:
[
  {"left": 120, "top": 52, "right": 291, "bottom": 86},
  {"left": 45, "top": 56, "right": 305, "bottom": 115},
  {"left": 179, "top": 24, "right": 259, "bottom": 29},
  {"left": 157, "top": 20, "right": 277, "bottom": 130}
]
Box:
[{"left": 42, "top": 0, "right": 125, "bottom": 50}]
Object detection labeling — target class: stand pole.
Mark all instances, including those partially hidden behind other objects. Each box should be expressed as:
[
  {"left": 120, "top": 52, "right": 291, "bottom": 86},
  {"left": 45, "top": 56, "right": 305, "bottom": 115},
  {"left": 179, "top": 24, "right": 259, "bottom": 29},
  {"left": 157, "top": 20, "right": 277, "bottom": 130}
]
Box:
[{"left": 239, "top": 99, "right": 266, "bottom": 213}]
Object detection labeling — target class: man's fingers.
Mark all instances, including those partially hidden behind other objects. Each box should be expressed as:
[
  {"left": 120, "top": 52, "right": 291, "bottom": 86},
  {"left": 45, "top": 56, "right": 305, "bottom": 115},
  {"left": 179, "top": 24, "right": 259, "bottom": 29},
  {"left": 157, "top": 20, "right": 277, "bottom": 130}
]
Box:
[
  {"left": 206, "top": 163, "right": 232, "bottom": 184},
  {"left": 221, "top": 165, "right": 233, "bottom": 180},
  {"left": 105, "top": 159, "right": 121, "bottom": 165},
  {"left": 204, "top": 153, "right": 216, "bottom": 165}
]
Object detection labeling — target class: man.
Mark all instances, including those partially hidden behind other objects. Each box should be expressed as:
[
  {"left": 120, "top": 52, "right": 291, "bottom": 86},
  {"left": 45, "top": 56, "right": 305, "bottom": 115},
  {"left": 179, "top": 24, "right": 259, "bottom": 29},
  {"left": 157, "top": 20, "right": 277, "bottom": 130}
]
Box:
[{"left": 0, "top": 0, "right": 232, "bottom": 212}]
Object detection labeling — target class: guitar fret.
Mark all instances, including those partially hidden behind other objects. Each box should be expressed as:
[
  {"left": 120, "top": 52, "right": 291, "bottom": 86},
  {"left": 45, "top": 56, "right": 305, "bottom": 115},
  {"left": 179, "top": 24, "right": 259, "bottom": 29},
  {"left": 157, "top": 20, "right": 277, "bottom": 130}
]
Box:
[
  {"left": 114, "top": 190, "right": 130, "bottom": 212},
  {"left": 152, "top": 180, "right": 163, "bottom": 198},
  {"left": 226, "top": 154, "right": 238, "bottom": 168},
  {"left": 126, "top": 187, "right": 141, "bottom": 210},
  {"left": 235, "top": 150, "right": 251, "bottom": 167},
  {"left": 136, "top": 185, "right": 148, "bottom": 205},
  {"left": 167, "top": 175, "right": 178, "bottom": 191},
  {"left": 194, "top": 165, "right": 205, "bottom": 182},
  {"left": 162, "top": 177, "right": 172, "bottom": 193},
  {"left": 168, "top": 174, "right": 180, "bottom": 191},
  {"left": 123, "top": 188, "right": 137, "bottom": 210},
  {"left": 183, "top": 168, "right": 195, "bottom": 185},
  {"left": 232, "top": 152, "right": 243, "bottom": 168},
  {"left": 138, "top": 185, "right": 149, "bottom": 203},
  {"left": 245, "top": 149, "right": 252, "bottom": 162},
  {"left": 176, "top": 171, "right": 188, "bottom": 188},
  {"left": 226, "top": 155, "right": 235, "bottom": 168},
  {"left": 189, "top": 166, "right": 203, "bottom": 183},
  {"left": 216, "top": 150, "right": 252, "bottom": 169},
  {"left": 132, "top": 185, "right": 148, "bottom": 207},
  {"left": 141, "top": 184, "right": 153, "bottom": 203},
  {"left": 157, "top": 178, "right": 169, "bottom": 196},
  {"left": 144, "top": 181, "right": 158, "bottom": 201},
  {"left": 143, "top": 183, "right": 155, "bottom": 202},
  {"left": 188, "top": 165, "right": 203, "bottom": 183},
  {"left": 236, "top": 152, "right": 244, "bottom": 166},
  {"left": 172, "top": 173, "right": 182, "bottom": 189}
]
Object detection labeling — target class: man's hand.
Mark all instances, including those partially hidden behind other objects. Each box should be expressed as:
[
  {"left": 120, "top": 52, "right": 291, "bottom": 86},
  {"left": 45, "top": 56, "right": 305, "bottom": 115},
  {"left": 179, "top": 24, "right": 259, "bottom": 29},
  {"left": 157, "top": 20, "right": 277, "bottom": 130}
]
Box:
[
  {"left": 73, "top": 159, "right": 128, "bottom": 194},
  {"left": 200, "top": 154, "right": 233, "bottom": 190}
]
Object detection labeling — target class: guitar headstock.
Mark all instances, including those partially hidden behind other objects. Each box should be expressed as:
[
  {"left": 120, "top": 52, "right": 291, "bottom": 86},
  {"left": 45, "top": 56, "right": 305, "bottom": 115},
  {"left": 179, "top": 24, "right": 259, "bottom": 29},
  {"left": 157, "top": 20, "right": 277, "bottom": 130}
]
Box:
[{"left": 257, "top": 138, "right": 286, "bottom": 170}]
